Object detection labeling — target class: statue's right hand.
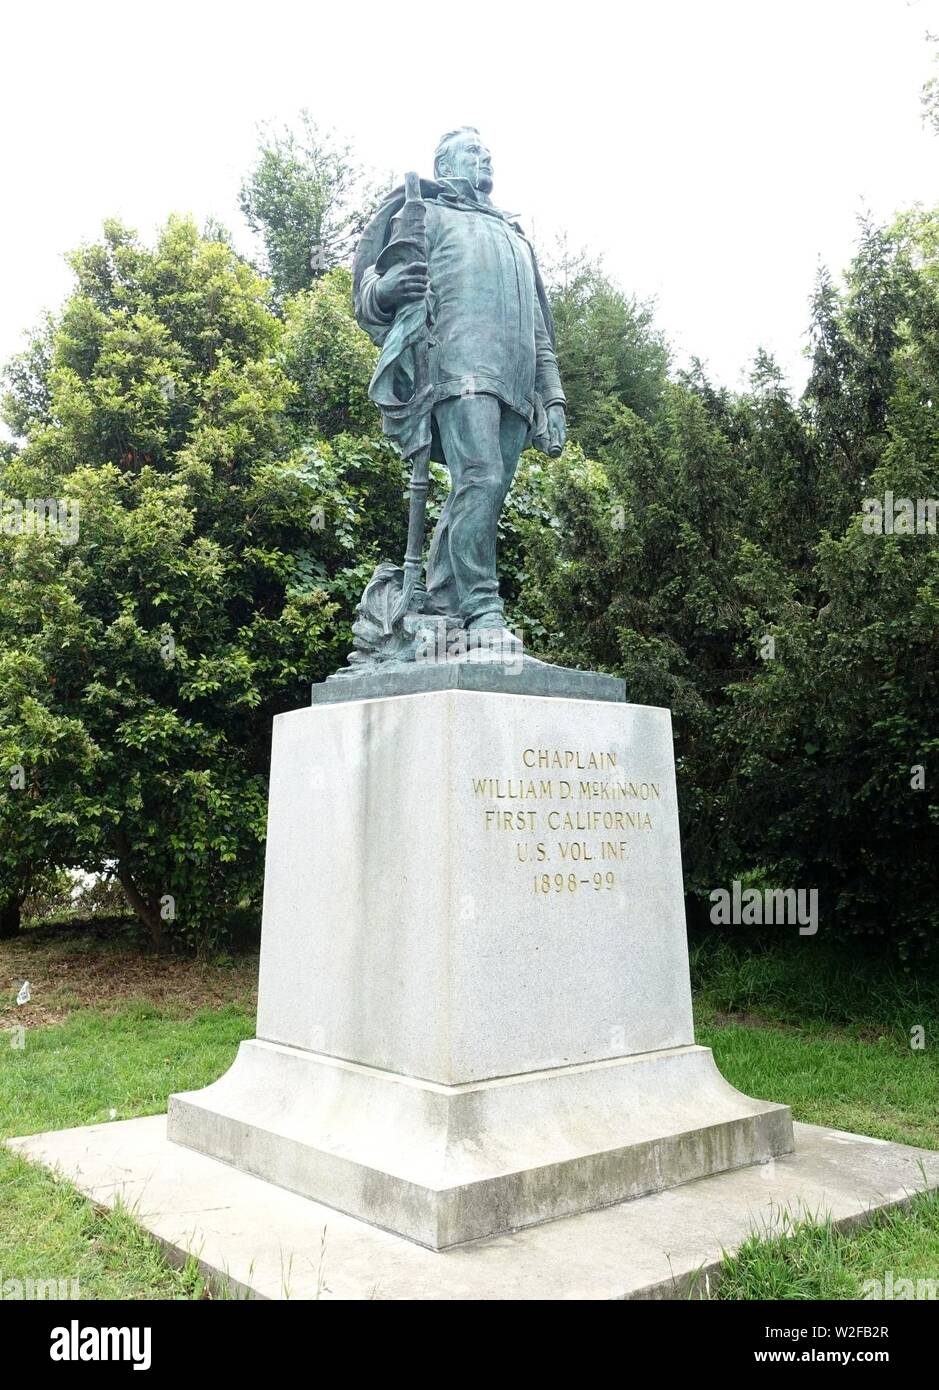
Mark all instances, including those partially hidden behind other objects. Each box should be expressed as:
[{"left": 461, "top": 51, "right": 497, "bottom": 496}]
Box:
[{"left": 375, "top": 261, "right": 429, "bottom": 314}]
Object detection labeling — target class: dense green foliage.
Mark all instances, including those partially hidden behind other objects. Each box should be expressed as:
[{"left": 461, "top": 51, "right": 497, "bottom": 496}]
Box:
[
  {"left": 0, "top": 219, "right": 405, "bottom": 949},
  {"left": 1, "top": 126, "right": 936, "bottom": 956},
  {"left": 518, "top": 216, "right": 938, "bottom": 958}
]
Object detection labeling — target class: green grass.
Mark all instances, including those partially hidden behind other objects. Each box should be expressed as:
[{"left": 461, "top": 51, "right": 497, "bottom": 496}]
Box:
[
  {"left": 0, "top": 1162, "right": 214, "bottom": 1300},
  {"left": 2, "top": 1001, "right": 253, "bottom": 1137},
  {"left": 689, "top": 934, "right": 939, "bottom": 1035},
  {"left": 690, "top": 936, "right": 939, "bottom": 1148},
  {"left": 0, "top": 1000, "right": 254, "bottom": 1300},
  {"left": 686, "top": 936, "right": 939, "bottom": 1298},
  {"left": 698, "top": 1023, "right": 939, "bottom": 1150},
  {"left": 1, "top": 929, "right": 938, "bottom": 1299},
  {"left": 708, "top": 1193, "right": 939, "bottom": 1300}
]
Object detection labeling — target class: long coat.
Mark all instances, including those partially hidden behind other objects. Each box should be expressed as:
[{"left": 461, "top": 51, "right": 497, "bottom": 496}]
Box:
[{"left": 353, "top": 177, "right": 565, "bottom": 458}]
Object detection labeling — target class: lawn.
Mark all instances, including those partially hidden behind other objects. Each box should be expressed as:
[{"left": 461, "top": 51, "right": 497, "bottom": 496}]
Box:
[
  {"left": 1, "top": 925, "right": 937, "bottom": 1300},
  {"left": 1, "top": 924, "right": 256, "bottom": 1301}
]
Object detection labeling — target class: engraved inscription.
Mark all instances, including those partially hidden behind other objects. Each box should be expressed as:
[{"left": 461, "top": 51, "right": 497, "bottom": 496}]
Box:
[{"left": 470, "top": 748, "right": 662, "bottom": 897}]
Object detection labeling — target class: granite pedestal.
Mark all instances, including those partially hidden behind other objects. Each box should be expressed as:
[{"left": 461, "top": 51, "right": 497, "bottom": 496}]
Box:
[{"left": 168, "top": 669, "right": 792, "bottom": 1248}]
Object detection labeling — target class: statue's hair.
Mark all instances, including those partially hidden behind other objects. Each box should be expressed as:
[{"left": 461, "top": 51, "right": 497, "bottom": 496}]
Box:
[{"left": 433, "top": 126, "right": 481, "bottom": 178}]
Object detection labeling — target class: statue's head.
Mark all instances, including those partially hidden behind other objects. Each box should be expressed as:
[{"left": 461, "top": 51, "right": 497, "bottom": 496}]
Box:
[{"left": 433, "top": 127, "right": 493, "bottom": 194}]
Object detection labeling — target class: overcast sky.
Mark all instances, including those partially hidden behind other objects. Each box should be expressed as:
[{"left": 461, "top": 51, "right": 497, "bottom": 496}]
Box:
[{"left": 2, "top": 0, "right": 938, "bottom": 403}]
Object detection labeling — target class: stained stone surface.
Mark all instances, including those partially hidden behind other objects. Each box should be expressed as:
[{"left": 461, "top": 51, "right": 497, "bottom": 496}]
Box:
[
  {"left": 165, "top": 687, "right": 792, "bottom": 1246},
  {"left": 169, "top": 1041, "right": 791, "bottom": 1248},
  {"left": 9, "top": 1117, "right": 938, "bottom": 1299},
  {"left": 255, "top": 690, "right": 694, "bottom": 1083},
  {"left": 315, "top": 656, "right": 626, "bottom": 706}
]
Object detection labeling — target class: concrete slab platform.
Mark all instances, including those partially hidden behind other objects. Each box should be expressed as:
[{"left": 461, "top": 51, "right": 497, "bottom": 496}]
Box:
[{"left": 7, "top": 1117, "right": 939, "bottom": 1299}]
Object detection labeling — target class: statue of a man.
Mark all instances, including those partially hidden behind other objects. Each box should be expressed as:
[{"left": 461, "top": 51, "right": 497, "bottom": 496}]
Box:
[{"left": 353, "top": 128, "right": 566, "bottom": 642}]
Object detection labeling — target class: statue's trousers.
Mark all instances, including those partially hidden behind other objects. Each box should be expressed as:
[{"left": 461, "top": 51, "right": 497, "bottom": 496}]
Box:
[{"left": 425, "top": 393, "right": 528, "bottom": 623}]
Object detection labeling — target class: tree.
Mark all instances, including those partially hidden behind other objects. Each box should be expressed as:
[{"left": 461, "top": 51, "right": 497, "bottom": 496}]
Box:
[
  {"left": 517, "top": 214, "right": 939, "bottom": 957},
  {"left": 0, "top": 217, "right": 401, "bottom": 950},
  {"left": 239, "top": 114, "right": 385, "bottom": 305},
  {"left": 922, "top": 33, "right": 939, "bottom": 136},
  {"left": 545, "top": 245, "right": 669, "bottom": 454},
  {"left": 280, "top": 267, "right": 377, "bottom": 439},
  {"left": 721, "top": 210, "right": 939, "bottom": 957}
]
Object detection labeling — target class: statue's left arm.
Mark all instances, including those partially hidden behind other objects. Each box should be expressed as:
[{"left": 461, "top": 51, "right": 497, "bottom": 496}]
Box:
[
  {"left": 534, "top": 294, "right": 565, "bottom": 411},
  {"left": 533, "top": 282, "right": 567, "bottom": 456}
]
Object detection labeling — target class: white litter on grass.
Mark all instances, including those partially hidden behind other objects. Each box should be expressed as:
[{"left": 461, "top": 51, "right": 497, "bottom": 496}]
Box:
[{"left": 15, "top": 981, "right": 30, "bottom": 1005}]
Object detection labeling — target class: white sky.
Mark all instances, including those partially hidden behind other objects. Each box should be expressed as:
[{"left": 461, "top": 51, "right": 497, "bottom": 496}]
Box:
[{"left": 2, "top": 0, "right": 938, "bottom": 403}]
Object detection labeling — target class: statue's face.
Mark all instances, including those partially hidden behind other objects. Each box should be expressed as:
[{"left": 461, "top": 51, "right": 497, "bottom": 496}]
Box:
[{"left": 442, "top": 132, "right": 493, "bottom": 193}]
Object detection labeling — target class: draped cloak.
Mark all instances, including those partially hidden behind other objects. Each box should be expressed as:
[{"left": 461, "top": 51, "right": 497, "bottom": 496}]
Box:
[{"left": 352, "top": 177, "right": 565, "bottom": 462}]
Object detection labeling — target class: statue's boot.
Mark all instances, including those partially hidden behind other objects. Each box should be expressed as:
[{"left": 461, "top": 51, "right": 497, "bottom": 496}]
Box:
[{"left": 463, "top": 609, "right": 523, "bottom": 659}]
